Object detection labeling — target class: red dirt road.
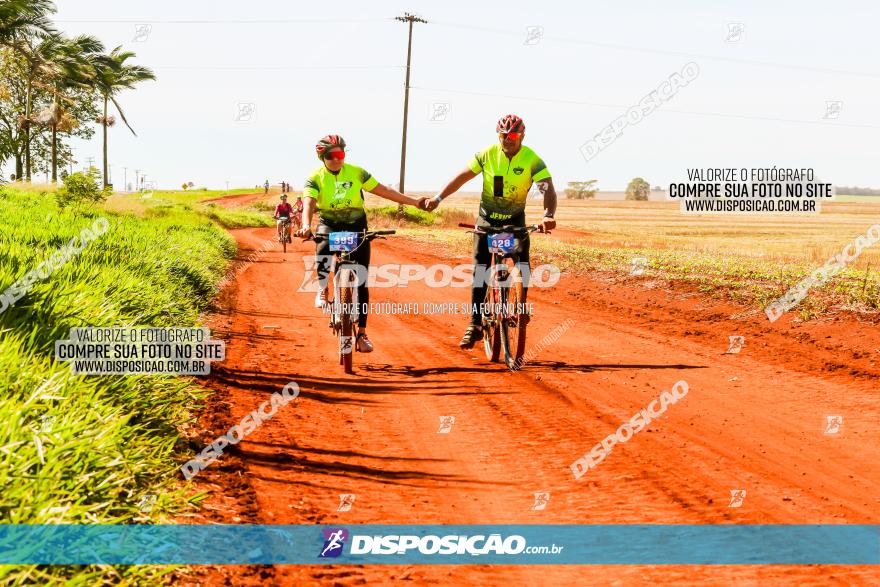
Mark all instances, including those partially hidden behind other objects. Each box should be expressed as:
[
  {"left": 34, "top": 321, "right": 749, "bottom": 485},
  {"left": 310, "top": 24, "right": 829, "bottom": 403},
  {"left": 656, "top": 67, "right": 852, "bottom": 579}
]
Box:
[{"left": 182, "top": 225, "right": 880, "bottom": 586}]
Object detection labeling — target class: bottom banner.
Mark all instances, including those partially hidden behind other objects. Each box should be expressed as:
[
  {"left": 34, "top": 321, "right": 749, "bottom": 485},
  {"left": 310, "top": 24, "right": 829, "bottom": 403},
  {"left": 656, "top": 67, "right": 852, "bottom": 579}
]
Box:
[{"left": 0, "top": 525, "right": 877, "bottom": 565}]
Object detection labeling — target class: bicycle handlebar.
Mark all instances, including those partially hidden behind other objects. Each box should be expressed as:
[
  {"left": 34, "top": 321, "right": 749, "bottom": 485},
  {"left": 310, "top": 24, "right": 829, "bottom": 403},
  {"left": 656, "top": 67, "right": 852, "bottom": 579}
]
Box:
[
  {"left": 306, "top": 229, "right": 397, "bottom": 243},
  {"left": 458, "top": 223, "right": 544, "bottom": 235}
]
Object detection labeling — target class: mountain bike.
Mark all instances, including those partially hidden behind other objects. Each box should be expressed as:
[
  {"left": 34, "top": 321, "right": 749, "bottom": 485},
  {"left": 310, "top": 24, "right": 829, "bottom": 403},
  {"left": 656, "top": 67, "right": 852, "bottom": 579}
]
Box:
[
  {"left": 460, "top": 223, "right": 544, "bottom": 370},
  {"left": 277, "top": 217, "right": 292, "bottom": 253},
  {"left": 308, "top": 228, "right": 395, "bottom": 374}
]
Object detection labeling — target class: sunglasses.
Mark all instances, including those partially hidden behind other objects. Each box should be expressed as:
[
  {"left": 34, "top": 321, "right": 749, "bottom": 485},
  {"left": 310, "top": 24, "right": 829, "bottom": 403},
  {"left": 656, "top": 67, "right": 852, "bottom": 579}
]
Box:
[
  {"left": 324, "top": 150, "right": 346, "bottom": 161},
  {"left": 499, "top": 132, "right": 522, "bottom": 141}
]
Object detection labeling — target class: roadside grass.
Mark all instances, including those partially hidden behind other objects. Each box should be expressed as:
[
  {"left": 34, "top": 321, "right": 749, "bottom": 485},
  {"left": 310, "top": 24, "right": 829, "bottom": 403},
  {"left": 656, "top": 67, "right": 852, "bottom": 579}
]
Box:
[
  {"left": 367, "top": 204, "right": 474, "bottom": 229},
  {"left": 104, "top": 188, "right": 273, "bottom": 229},
  {"left": 139, "top": 188, "right": 256, "bottom": 205},
  {"left": 0, "top": 185, "right": 235, "bottom": 584},
  {"left": 202, "top": 203, "right": 273, "bottom": 229},
  {"left": 2, "top": 181, "right": 59, "bottom": 194}
]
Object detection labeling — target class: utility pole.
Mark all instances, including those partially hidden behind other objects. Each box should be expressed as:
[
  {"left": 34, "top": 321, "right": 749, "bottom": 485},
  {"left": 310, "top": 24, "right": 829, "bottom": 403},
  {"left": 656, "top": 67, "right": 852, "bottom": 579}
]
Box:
[
  {"left": 134, "top": 169, "right": 140, "bottom": 190},
  {"left": 395, "top": 12, "right": 427, "bottom": 198},
  {"left": 123, "top": 167, "right": 128, "bottom": 192}
]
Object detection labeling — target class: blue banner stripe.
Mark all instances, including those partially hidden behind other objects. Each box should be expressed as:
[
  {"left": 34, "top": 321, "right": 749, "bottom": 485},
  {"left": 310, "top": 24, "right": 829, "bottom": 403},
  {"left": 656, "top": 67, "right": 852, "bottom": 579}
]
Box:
[{"left": 0, "top": 525, "right": 877, "bottom": 565}]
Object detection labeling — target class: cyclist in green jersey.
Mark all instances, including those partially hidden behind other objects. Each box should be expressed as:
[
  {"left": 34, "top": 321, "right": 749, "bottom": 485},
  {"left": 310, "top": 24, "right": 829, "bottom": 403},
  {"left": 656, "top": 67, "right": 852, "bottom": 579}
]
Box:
[
  {"left": 297, "top": 134, "right": 427, "bottom": 353},
  {"left": 426, "top": 114, "right": 558, "bottom": 349}
]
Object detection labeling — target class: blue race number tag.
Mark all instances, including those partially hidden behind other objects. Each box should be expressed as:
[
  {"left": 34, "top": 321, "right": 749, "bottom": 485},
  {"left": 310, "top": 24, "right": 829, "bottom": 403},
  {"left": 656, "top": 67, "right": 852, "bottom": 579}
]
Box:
[
  {"left": 488, "top": 233, "right": 515, "bottom": 254},
  {"left": 329, "top": 231, "right": 359, "bottom": 252}
]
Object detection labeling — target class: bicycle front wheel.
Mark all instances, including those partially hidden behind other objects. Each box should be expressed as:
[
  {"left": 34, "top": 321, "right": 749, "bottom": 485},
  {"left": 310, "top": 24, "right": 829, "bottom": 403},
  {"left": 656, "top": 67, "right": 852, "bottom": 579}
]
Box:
[
  {"left": 337, "top": 267, "right": 355, "bottom": 374},
  {"left": 482, "top": 274, "right": 501, "bottom": 362},
  {"left": 500, "top": 264, "right": 527, "bottom": 370}
]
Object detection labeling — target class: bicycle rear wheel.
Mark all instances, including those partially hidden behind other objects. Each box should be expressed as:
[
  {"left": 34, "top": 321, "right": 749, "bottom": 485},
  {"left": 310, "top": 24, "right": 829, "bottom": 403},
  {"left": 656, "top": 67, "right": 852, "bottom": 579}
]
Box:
[
  {"left": 337, "top": 267, "right": 355, "bottom": 374},
  {"left": 500, "top": 264, "right": 527, "bottom": 370}
]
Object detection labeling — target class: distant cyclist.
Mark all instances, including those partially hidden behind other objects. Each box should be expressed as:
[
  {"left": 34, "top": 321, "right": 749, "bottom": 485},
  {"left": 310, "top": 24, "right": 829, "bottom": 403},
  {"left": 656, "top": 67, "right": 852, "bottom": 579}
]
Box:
[
  {"left": 264, "top": 179, "right": 270, "bottom": 194},
  {"left": 293, "top": 195, "right": 304, "bottom": 229},
  {"left": 427, "top": 114, "right": 557, "bottom": 349},
  {"left": 274, "top": 194, "right": 294, "bottom": 241},
  {"left": 296, "top": 134, "right": 428, "bottom": 353}
]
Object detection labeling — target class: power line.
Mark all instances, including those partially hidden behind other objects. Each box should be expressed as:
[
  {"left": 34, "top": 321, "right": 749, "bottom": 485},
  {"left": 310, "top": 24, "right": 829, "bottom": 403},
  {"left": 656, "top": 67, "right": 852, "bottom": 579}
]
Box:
[
  {"left": 431, "top": 21, "right": 880, "bottom": 80},
  {"left": 155, "top": 65, "right": 404, "bottom": 71},
  {"left": 53, "top": 18, "right": 384, "bottom": 24},
  {"left": 56, "top": 15, "right": 878, "bottom": 79},
  {"left": 409, "top": 85, "right": 880, "bottom": 130}
]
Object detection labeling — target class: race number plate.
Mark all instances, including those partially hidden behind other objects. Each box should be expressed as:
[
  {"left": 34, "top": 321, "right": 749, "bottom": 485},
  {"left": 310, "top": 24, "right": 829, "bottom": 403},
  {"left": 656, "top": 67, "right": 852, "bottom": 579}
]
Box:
[
  {"left": 329, "top": 232, "right": 359, "bottom": 252},
  {"left": 488, "top": 232, "right": 515, "bottom": 254}
]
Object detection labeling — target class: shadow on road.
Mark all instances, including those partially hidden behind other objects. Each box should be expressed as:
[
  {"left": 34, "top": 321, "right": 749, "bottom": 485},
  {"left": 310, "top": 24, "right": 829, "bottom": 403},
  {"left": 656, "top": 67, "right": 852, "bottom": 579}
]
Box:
[
  {"left": 206, "top": 366, "right": 465, "bottom": 407},
  {"left": 522, "top": 361, "right": 708, "bottom": 373}
]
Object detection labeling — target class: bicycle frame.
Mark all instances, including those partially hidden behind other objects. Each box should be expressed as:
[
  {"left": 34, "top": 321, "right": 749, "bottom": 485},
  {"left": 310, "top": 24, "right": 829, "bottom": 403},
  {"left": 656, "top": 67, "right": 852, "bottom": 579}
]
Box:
[
  {"left": 460, "top": 223, "right": 542, "bottom": 369},
  {"left": 309, "top": 229, "right": 396, "bottom": 373}
]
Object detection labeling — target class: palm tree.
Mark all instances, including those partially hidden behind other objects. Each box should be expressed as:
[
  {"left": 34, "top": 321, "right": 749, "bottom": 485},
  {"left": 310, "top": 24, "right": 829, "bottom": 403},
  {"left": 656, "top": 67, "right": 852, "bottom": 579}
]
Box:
[
  {"left": 0, "top": 0, "right": 55, "bottom": 49},
  {"left": 94, "top": 46, "right": 155, "bottom": 188},
  {"left": 1, "top": 0, "right": 56, "bottom": 180},
  {"left": 27, "top": 34, "right": 103, "bottom": 182}
]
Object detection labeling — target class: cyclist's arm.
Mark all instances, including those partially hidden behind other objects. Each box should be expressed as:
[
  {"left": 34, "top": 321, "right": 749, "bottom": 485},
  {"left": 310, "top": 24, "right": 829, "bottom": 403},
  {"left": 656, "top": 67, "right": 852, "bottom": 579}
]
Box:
[
  {"left": 367, "top": 183, "right": 422, "bottom": 207},
  {"left": 302, "top": 197, "right": 317, "bottom": 230},
  {"left": 537, "top": 178, "right": 558, "bottom": 218},
  {"left": 534, "top": 178, "right": 557, "bottom": 231},
  {"left": 435, "top": 167, "right": 478, "bottom": 200}
]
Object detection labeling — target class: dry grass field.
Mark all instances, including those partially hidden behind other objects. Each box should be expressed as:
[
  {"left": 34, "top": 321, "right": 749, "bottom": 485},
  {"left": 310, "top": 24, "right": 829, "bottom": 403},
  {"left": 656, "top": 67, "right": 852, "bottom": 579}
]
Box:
[{"left": 379, "top": 195, "right": 880, "bottom": 318}]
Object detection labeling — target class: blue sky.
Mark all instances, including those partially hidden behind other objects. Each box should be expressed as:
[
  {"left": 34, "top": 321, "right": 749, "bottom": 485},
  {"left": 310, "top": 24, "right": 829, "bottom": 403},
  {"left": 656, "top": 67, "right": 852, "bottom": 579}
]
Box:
[{"left": 20, "top": 0, "right": 880, "bottom": 191}]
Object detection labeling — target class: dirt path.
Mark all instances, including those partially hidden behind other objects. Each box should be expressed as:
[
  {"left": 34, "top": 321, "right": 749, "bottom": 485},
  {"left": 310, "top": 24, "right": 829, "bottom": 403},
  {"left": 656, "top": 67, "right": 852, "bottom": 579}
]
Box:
[
  {"left": 182, "top": 226, "right": 879, "bottom": 586},
  {"left": 202, "top": 191, "right": 278, "bottom": 208}
]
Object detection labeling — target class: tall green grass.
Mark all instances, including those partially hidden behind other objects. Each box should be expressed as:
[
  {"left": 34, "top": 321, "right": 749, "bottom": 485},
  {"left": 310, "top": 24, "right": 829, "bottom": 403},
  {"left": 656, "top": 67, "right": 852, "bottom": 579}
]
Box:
[
  {"left": 202, "top": 203, "right": 273, "bottom": 229},
  {"left": 0, "top": 186, "right": 235, "bottom": 584}
]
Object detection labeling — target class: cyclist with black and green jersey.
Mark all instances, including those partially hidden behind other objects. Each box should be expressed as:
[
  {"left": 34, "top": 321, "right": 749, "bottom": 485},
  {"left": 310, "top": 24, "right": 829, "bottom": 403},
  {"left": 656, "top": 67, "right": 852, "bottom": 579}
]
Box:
[
  {"left": 297, "top": 134, "right": 427, "bottom": 353},
  {"left": 426, "top": 114, "right": 558, "bottom": 349}
]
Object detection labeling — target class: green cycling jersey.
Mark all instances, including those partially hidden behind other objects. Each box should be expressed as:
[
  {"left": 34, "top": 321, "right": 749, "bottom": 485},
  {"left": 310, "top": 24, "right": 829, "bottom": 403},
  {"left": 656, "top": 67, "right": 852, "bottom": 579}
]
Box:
[
  {"left": 302, "top": 163, "right": 379, "bottom": 224},
  {"left": 468, "top": 143, "right": 551, "bottom": 223}
]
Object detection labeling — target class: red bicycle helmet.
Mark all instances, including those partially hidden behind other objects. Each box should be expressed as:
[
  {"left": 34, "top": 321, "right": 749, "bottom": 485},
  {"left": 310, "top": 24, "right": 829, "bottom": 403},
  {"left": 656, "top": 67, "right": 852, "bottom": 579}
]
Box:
[
  {"left": 315, "top": 134, "right": 346, "bottom": 159},
  {"left": 496, "top": 114, "right": 525, "bottom": 134}
]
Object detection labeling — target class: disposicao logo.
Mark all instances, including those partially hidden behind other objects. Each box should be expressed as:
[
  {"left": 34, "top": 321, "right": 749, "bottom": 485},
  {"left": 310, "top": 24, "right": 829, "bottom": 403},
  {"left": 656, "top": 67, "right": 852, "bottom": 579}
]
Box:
[{"left": 319, "top": 528, "right": 349, "bottom": 558}]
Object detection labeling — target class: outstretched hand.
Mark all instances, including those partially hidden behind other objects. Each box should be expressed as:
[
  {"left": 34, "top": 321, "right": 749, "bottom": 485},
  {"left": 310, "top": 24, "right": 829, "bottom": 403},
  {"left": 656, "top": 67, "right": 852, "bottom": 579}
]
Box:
[
  {"left": 539, "top": 217, "right": 556, "bottom": 233},
  {"left": 423, "top": 197, "right": 440, "bottom": 212}
]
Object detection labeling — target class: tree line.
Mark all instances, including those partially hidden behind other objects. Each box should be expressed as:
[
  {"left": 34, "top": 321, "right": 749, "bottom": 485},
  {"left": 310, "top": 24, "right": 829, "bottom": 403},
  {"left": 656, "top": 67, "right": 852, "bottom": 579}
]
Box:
[
  {"left": 0, "top": 0, "right": 154, "bottom": 187},
  {"left": 565, "top": 177, "right": 653, "bottom": 200},
  {"left": 834, "top": 186, "right": 880, "bottom": 196}
]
